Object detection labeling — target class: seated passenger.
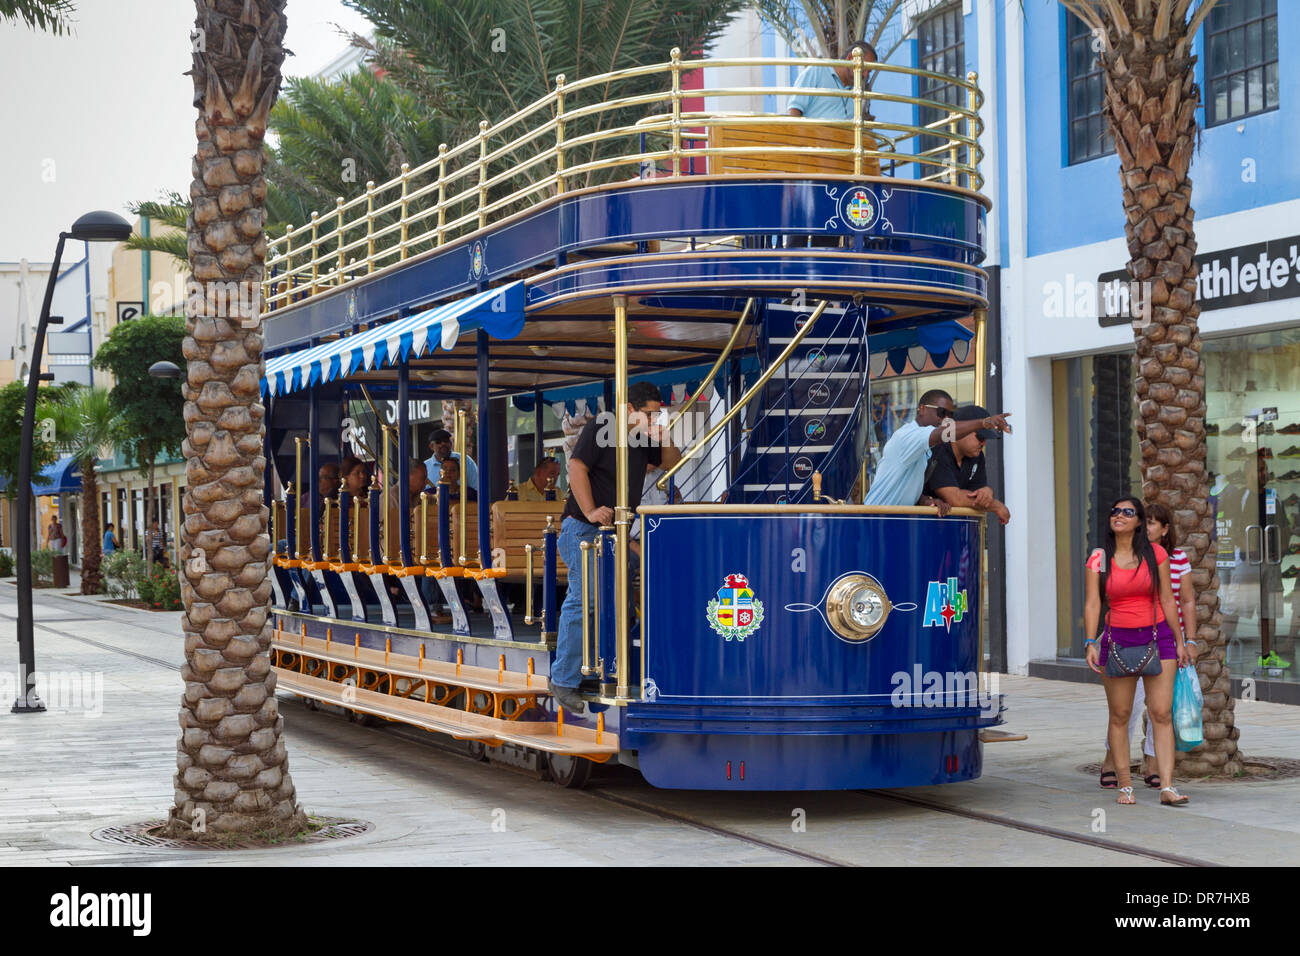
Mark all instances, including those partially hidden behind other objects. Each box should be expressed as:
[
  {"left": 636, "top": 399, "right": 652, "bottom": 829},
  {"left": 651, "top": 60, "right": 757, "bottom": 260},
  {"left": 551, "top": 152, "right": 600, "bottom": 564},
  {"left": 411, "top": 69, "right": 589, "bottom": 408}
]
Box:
[
  {"left": 863, "top": 389, "right": 1011, "bottom": 508},
  {"left": 409, "top": 459, "right": 436, "bottom": 502},
  {"left": 517, "top": 456, "right": 562, "bottom": 501},
  {"left": 425, "top": 428, "right": 479, "bottom": 492},
  {"left": 341, "top": 458, "right": 371, "bottom": 498},
  {"left": 441, "top": 458, "right": 477, "bottom": 502},
  {"left": 318, "top": 462, "right": 341, "bottom": 502},
  {"left": 922, "top": 405, "right": 1011, "bottom": 525}
]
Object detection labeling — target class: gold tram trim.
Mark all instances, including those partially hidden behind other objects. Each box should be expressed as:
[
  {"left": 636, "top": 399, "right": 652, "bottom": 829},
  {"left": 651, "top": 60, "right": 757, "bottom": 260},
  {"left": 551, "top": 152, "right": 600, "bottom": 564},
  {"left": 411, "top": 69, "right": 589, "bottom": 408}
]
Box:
[
  {"left": 274, "top": 668, "right": 618, "bottom": 757},
  {"left": 636, "top": 504, "right": 986, "bottom": 517}
]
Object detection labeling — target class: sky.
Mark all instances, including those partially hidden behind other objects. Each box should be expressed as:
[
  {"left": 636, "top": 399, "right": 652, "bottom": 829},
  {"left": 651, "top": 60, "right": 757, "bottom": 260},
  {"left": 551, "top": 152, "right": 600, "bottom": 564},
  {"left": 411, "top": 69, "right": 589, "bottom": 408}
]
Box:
[{"left": 0, "top": 0, "right": 375, "bottom": 261}]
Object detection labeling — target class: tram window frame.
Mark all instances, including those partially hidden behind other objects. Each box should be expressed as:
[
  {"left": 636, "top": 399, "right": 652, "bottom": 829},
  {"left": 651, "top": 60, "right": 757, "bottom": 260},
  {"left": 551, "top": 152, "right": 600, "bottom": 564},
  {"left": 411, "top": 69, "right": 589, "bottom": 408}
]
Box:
[{"left": 1204, "top": 0, "right": 1279, "bottom": 128}]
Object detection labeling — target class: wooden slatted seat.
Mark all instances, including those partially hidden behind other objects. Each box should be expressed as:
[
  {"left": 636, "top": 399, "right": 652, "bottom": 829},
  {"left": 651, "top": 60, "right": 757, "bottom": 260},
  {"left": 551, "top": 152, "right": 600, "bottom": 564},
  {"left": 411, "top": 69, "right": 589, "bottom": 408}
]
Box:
[
  {"left": 490, "top": 500, "right": 567, "bottom": 584},
  {"left": 706, "top": 120, "right": 881, "bottom": 177}
]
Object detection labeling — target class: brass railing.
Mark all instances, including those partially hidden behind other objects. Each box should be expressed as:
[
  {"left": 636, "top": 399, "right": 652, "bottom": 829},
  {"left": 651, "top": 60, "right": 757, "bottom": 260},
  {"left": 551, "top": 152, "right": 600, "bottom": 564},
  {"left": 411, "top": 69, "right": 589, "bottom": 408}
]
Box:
[{"left": 262, "top": 54, "right": 984, "bottom": 312}]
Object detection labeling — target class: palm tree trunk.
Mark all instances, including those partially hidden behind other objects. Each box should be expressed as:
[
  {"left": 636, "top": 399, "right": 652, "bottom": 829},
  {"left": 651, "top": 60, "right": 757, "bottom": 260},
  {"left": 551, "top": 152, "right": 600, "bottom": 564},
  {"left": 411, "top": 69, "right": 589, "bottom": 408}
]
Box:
[
  {"left": 80, "top": 462, "right": 102, "bottom": 595},
  {"left": 1091, "top": 0, "right": 1239, "bottom": 775},
  {"left": 166, "top": 0, "right": 305, "bottom": 839}
]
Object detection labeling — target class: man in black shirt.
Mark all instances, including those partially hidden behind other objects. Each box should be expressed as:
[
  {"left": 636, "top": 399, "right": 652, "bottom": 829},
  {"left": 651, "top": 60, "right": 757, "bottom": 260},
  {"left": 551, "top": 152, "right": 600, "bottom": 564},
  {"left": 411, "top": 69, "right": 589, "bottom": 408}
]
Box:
[
  {"left": 552, "top": 381, "right": 681, "bottom": 713},
  {"left": 923, "top": 404, "right": 1011, "bottom": 524}
]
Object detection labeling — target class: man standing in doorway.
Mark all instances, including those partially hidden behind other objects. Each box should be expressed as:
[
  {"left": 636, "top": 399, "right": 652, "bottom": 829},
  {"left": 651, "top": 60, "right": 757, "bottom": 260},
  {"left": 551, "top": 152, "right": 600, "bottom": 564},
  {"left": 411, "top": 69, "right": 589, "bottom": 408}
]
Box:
[{"left": 552, "top": 382, "right": 681, "bottom": 714}]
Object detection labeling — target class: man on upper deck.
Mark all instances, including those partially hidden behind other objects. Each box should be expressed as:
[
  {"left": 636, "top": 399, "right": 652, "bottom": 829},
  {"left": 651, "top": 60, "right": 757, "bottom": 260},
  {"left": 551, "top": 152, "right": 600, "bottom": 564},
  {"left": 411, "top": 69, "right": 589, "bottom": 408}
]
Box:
[
  {"left": 551, "top": 382, "right": 682, "bottom": 714},
  {"left": 922, "top": 405, "right": 1012, "bottom": 525},
  {"left": 863, "top": 389, "right": 1011, "bottom": 508},
  {"left": 787, "top": 39, "right": 877, "bottom": 120}
]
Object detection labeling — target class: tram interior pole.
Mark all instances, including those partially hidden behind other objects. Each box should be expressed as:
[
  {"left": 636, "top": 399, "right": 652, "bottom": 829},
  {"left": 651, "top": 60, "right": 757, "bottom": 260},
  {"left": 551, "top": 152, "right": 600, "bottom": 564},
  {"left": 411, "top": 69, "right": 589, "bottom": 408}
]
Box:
[{"left": 613, "top": 295, "right": 632, "bottom": 699}]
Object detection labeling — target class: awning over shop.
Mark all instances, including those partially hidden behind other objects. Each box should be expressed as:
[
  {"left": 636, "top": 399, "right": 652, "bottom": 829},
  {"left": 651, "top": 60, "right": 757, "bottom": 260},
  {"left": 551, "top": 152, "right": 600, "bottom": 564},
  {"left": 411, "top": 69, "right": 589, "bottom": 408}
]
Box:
[
  {"left": 32, "top": 455, "right": 82, "bottom": 496},
  {"left": 868, "top": 319, "right": 973, "bottom": 376},
  {"left": 263, "top": 281, "right": 526, "bottom": 398}
]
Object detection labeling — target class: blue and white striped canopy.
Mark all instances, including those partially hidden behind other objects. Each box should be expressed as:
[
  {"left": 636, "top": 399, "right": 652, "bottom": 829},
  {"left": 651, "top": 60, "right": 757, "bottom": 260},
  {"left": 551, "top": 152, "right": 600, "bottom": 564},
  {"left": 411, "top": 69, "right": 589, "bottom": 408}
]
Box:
[{"left": 262, "top": 281, "right": 525, "bottom": 397}]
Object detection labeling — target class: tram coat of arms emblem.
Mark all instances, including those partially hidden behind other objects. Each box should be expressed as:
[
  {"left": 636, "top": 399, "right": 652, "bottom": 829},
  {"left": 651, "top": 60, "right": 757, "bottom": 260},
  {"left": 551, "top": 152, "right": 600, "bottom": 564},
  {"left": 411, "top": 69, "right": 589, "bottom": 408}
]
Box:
[
  {"left": 707, "top": 572, "right": 764, "bottom": 641},
  {"left": 839, "top": 186, "right": 879, "bottom": 231}
]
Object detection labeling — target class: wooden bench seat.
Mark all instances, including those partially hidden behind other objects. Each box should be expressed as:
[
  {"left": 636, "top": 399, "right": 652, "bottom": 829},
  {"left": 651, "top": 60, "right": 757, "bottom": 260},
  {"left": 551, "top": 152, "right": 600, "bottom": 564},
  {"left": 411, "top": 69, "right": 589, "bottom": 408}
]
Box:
[{"left": 490, "top": 500, "right": 567, "bottom": 583}]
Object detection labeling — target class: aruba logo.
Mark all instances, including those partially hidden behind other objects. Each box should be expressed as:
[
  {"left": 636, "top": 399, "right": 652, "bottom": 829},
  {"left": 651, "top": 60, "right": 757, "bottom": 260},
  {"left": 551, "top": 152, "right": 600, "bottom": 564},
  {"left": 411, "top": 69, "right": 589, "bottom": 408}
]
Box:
[{"left": 922, "top": 577, "right": 967, "bottom": 632}]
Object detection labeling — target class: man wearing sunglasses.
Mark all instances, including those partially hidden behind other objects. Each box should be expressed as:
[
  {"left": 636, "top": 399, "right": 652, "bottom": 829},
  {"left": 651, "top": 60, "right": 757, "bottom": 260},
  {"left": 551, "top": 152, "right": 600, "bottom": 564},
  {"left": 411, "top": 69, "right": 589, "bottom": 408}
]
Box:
[
  {"left": 863, "top": 389, "right": 1012, "bottom": 508},
  {"left": 922, "top": 405, "right": 1012, "bottom": 524}
]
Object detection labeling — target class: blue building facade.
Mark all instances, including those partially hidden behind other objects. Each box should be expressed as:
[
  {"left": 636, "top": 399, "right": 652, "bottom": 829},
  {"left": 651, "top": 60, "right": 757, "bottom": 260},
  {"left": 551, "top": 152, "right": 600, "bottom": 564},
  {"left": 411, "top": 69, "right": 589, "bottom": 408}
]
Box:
[{"left": 743, "top": 0, "right": 1298, "bottom": 698}]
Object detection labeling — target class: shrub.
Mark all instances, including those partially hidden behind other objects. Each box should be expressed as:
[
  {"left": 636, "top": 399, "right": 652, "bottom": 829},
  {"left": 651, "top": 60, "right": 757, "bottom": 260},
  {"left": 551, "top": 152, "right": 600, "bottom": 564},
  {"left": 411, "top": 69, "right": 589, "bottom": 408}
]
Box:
[
  {"left": 103, "top": 549, "right": 146, "bottom": 601},
  {"left": 31, "top": 549, "right": 55, "bottom": 585},
  {"left": 0, "top": 549, "right": 13, "bottom": 577},
  {"left": 142, "top": 566, "right": 181, "bottom": 611}
]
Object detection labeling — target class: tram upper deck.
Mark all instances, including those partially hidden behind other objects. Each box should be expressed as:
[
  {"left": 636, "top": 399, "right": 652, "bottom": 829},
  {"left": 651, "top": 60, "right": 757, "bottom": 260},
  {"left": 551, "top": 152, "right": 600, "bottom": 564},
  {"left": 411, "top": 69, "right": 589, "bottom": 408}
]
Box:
[{"left": 259, "top": 51, "right": 988, "bottom": 372}]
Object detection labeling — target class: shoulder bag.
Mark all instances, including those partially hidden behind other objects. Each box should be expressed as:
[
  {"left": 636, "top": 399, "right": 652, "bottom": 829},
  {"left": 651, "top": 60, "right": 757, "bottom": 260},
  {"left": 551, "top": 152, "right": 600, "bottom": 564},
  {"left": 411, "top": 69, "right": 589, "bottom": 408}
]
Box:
[{"left": 1103, "top": 577, "right": 1163, "bottom": 678}]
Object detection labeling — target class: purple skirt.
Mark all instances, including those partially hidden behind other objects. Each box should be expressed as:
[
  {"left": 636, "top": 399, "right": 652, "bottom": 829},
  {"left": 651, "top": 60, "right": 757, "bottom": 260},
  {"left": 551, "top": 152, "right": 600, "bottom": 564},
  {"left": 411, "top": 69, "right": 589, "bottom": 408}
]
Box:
[{"left": 1100, "top": 621, "right": 1177, "bottom": 666}]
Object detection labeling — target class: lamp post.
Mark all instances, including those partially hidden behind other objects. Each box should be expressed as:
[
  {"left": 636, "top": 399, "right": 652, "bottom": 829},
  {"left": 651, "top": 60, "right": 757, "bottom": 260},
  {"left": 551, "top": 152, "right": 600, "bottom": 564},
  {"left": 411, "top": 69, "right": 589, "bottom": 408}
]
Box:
[{"left": 13, "top": 211, "right": 132, "bottom": 714}]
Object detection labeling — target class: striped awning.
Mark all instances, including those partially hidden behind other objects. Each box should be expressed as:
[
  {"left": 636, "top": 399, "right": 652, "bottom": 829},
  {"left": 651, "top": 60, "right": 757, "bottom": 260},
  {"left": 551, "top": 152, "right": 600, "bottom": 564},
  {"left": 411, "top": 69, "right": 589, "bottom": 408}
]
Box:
[
  {"left": 868, "top": 319, "right": 974, "bottom": 376},
  {"left": 262, "top": 281, "right": 526, "bottom": 397}
]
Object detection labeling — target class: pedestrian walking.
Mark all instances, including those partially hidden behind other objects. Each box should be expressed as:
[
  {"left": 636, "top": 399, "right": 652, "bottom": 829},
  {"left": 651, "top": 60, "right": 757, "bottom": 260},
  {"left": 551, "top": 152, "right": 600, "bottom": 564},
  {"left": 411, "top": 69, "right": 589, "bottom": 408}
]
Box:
[
  {"left": 1084, "top": 496, "right": 1191, "bottom": 806},
  {"left": 1097, "top": 502, "right": 1200, "bottom": 789}
]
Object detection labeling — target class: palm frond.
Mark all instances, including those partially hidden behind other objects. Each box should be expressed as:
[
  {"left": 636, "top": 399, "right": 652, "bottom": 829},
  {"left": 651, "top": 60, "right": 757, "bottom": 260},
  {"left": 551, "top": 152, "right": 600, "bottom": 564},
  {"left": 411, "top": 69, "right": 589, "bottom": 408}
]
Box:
[{"left": 0, "top": 0, "right": 76, "bottom": 35}]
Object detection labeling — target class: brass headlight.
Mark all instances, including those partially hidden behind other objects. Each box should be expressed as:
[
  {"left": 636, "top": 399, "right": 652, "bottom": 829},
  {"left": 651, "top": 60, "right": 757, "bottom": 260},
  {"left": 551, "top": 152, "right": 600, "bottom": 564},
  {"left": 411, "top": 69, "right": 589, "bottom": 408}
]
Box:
[{"left": 825, "top": 574, "right": 890, "bottom": 641}]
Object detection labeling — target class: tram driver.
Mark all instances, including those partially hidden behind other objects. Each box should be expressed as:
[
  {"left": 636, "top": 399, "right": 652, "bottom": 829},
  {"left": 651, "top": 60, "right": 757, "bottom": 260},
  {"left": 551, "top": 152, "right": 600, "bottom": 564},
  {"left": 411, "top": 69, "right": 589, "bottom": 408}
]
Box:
[
  {"left": 863, "top": 389, "right": 1011, "bottom": 509},
  {"left": 550, "top": 382, "right": 681, "bottom": 714}
]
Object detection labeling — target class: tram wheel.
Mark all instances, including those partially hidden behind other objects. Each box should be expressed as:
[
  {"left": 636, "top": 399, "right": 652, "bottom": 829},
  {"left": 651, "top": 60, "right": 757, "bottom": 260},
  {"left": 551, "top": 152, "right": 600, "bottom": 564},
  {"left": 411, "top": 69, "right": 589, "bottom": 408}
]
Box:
[
  {"left": 350, "top": 708, "right": 377, "bottom": 727},
  {"left": 467, "top": 740, "right": 488, "bottom": 762},
  {"left": 544, "top": 753, "right": 593, "bottom": 789},
  {"left": 302, "top": 696, "right": 319, "bottom": 711}
]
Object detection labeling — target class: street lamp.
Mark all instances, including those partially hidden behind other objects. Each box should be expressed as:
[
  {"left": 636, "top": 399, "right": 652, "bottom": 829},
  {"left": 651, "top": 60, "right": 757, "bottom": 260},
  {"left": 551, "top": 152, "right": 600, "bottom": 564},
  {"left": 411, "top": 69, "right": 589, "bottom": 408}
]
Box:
[{"left": 13, "top": 211, "right": 132, "bottom": 714}]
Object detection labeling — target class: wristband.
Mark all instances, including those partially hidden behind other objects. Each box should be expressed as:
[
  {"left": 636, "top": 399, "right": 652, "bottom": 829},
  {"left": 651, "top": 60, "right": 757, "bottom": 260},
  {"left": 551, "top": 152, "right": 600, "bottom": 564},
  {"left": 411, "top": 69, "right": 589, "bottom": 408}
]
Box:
[
  {"left": 1084, "top": 637, "right": 1098, "bottom": 648},
  {"left": 1185, "top": 640, "right": 1198, "bottom": 647}
]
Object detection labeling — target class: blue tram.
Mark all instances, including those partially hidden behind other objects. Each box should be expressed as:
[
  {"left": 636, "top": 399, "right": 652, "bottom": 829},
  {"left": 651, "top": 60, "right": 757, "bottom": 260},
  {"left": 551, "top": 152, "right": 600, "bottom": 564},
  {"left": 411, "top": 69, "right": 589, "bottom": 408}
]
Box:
[{"left": 260, "top": 51, "right": 1005, "bottom": 789}]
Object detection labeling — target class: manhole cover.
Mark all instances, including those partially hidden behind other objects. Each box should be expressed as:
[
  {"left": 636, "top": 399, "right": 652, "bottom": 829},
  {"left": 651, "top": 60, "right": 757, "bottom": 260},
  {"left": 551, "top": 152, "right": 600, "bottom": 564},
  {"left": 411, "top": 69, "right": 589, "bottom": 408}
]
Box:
[
  {"left": 91, "top": 816, "right": 373, "bottom": 850},
  {"left": 1079, "top": 757, "right": 1300, "bottom": 783}
]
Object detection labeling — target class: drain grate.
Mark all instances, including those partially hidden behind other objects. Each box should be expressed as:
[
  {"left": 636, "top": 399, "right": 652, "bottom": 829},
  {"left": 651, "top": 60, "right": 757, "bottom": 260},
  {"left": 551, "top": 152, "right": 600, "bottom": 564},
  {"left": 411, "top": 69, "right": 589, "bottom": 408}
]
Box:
[{"left": 91, "top": 816, "right": 373, "bottom": 850}]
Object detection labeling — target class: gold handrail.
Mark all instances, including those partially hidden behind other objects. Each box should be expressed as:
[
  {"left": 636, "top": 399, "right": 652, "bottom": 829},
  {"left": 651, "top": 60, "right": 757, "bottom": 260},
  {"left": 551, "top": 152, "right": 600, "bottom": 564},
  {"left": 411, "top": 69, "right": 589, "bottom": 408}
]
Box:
[
  {"left": 261, "top": 55, "right": 985, "bottom": 312},
  {"left": 667, "top": 297, "right": 753, "bottom": 432},
  {"left": 656, "top": 300, "right": 829, "bottom": 492}
]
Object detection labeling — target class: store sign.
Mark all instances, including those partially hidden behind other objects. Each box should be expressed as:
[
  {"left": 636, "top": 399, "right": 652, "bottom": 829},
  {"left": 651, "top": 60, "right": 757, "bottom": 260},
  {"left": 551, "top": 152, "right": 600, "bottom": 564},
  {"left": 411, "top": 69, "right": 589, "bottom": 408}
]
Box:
[{"left": 1098, "top": 234, "right": 1300, "bottom": 327}]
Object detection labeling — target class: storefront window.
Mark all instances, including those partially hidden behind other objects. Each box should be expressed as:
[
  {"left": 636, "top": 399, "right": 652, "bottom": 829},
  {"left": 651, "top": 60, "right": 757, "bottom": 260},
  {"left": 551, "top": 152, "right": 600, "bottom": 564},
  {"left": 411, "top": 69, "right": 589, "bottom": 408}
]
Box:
[{"left": 1054, "top": 328, "right": 1300, "bottom": 682}]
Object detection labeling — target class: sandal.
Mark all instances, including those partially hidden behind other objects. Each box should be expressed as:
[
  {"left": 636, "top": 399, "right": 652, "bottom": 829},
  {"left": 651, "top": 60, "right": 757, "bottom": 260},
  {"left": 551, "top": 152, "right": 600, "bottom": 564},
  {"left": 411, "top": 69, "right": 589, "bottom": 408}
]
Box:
[
  {"left": 1144, "top": 773, "right": 1161, "bottom": 789},
  {"left": 1160, "top": 786, "right": 1189, "bottom": 806},
  {"left": 1099, "top": 770, "right": 1118, "bottom": 790},
  {"left": 1117, "top": 786, "right": 1136, "bottom": 805}
]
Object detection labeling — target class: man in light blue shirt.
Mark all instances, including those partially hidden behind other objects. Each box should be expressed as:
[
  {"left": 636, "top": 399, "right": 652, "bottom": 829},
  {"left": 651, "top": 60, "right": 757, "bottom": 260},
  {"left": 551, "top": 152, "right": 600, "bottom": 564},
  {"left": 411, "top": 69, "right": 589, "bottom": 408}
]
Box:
[
  {"left": 864, "top": 389, "right": 1012, "bottom": 507},
  {"left": 787, "top": 39, "right": 877, "bottom": 120},
  {"left": 424, "top": 428, "right": 479, "bottom": 492}
]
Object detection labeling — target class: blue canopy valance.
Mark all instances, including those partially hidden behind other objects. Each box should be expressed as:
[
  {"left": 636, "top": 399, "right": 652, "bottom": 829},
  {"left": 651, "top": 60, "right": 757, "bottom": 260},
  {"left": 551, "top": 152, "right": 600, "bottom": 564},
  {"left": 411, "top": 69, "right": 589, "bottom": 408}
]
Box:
[
  {"left": 868, "top": 319, "right": 973, "bottom": 376},
  {"left": 263, "top": 281, "right": 526, "bottom": 397},
  {"left": 510, "top": 355, "right": 761, "bottom": 416}
]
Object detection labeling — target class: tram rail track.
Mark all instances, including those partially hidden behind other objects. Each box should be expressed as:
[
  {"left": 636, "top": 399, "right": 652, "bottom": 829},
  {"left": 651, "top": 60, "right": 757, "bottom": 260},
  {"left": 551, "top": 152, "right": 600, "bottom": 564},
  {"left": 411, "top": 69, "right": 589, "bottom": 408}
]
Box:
[{"left": 14, "top": 590, "right": 1222, "bottom": 867}]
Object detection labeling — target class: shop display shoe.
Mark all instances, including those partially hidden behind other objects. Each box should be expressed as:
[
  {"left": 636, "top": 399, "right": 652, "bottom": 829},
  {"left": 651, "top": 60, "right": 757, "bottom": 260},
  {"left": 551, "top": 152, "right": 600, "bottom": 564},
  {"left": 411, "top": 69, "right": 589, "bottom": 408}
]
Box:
[
  {"left": 1261, "top": 422, "right": 1275, "bottom": 435},
  {"left": 1227, "top": 446, "right": 1251, "bottom": 460},
  {"left": 1282, "top": 565, "right": 1299, "bottom": 578},
  {"left": 1261, "top": 447, "right": 1275, "bottom": 458},
  {"left": 1285, "top": 494, "right": 1300, "bottom": 507},
  {"left": 1280, "top": 423, "right": 1300, "bottom": 435},
  {"left": 1258, "top": 651, "right": 1292, "bottom": 669},
  {"left": 1224, "top": 422, "right": 1247, "bottom": 435},
  {"left": 1280, "top": 446, "right": 1300, "bottom": 459},
  {"left": 1281, "top": 470, "right": 1300, "bottom": 481},
  {"left": 1205, "top": 423, "right": 1220, "bottom": 436}
]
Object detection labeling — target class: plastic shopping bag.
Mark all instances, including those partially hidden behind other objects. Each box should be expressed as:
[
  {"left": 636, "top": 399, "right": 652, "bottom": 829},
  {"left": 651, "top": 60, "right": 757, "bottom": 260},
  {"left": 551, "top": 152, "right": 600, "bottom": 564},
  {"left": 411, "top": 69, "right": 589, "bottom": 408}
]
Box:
[{"left": 1173, "top": 665, "right": 1204, "bottom": 752}]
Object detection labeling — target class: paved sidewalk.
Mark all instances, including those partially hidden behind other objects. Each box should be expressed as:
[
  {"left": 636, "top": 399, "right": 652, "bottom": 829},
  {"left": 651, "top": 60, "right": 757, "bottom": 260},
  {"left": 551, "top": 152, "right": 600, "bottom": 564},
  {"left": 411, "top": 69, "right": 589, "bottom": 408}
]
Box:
[{"left": 1, "top": 584, "right": 1298, "bottom": 866}]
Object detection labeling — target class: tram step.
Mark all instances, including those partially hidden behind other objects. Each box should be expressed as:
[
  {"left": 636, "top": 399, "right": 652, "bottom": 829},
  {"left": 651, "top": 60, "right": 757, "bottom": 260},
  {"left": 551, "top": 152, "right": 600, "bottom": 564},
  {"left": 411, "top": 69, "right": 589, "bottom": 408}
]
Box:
[
  {"left": 272, "top": 630, "right": 545, "bottom": 696},
  {"left": 275, "top": 668, "right": 619, "bottom": 757}
]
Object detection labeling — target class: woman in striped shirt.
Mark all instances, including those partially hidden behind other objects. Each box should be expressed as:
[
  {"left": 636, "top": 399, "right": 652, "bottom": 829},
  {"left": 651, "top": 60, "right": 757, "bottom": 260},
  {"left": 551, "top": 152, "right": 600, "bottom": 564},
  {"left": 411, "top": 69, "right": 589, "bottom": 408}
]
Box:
[{"left": 1098, "top": 502, "right": 1200, "bottom": 790}]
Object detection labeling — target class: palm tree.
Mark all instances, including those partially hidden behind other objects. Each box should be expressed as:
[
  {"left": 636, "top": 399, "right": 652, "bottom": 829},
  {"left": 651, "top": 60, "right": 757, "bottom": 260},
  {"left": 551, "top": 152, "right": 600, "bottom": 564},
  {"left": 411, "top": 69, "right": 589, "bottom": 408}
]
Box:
[
  {"left": 0, "top": 0, "right": 75, "bottom": 33},
  {"left": 749, "top": 0, "right": 909, "bottom": 67},
  {"left": 39, "top": 386, "right": 120, "bottom": 595},
  {"left": 166, "top": 0, "right": 307, "bottom": 839},
  {"left": 1059, "top": 0, "right": 1234, "bottom": 776}
]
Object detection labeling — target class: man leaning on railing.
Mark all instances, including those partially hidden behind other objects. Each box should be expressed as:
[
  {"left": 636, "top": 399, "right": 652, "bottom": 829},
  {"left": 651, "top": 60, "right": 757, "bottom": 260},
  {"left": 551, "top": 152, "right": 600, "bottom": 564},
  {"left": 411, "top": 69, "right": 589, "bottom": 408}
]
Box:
[{"left": 786, "top": 39, "right": 877, "bottom": 122}]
